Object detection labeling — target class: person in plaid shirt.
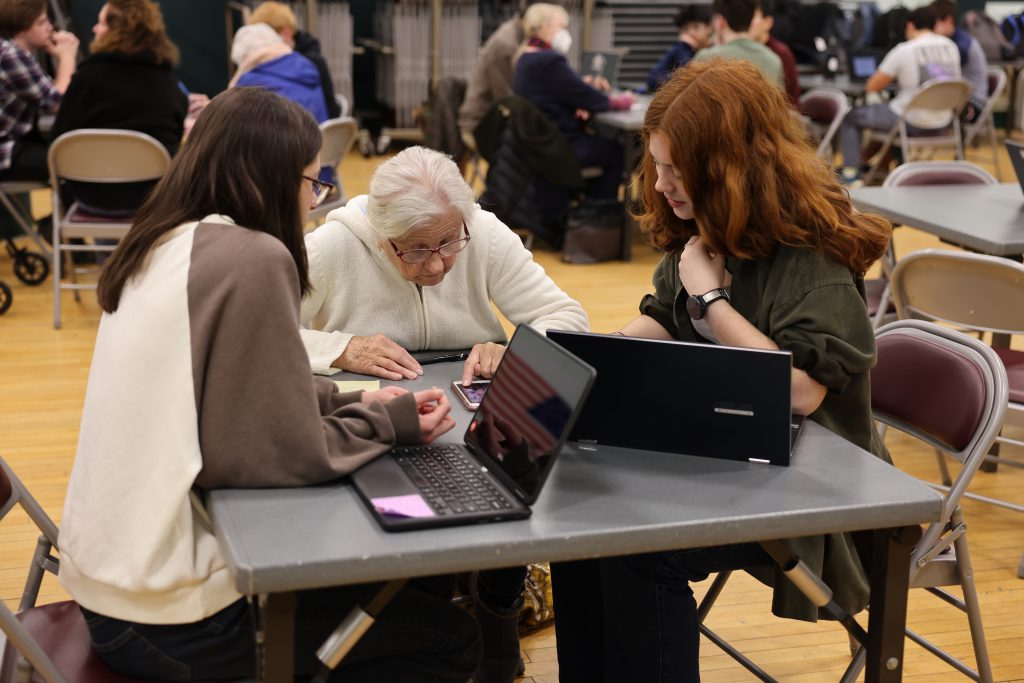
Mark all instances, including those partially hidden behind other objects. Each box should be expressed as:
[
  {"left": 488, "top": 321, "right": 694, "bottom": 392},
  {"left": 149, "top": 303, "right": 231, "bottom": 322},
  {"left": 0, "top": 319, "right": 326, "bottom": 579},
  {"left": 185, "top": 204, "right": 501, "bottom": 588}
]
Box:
[{"left": 0, "top": 0, "right": 78, "bottom": 181}]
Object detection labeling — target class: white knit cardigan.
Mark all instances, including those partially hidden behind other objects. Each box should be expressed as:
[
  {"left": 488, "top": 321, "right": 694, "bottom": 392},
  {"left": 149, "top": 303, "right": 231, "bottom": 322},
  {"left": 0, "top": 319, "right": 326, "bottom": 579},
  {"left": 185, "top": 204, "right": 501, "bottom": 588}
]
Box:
[{"left": 300, "top": 196, "right": 590, "bottom": 374}]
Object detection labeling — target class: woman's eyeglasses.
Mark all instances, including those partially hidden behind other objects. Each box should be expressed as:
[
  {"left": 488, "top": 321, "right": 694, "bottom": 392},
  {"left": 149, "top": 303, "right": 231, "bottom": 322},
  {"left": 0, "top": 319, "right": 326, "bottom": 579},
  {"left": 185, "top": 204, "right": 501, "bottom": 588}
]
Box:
[
  {"left": 303, "top": 174, "right": 335, "bottom": 209},
  {"left": 390, "top": 223, "right": 471, "bottom": 264}
]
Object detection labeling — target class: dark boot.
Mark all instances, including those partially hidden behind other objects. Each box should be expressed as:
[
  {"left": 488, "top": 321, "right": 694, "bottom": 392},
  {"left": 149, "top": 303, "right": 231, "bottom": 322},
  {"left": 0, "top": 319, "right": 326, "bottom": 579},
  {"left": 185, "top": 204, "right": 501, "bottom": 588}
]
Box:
[{"left": 472, "top": 585, "right": 525, "bottom": 683}]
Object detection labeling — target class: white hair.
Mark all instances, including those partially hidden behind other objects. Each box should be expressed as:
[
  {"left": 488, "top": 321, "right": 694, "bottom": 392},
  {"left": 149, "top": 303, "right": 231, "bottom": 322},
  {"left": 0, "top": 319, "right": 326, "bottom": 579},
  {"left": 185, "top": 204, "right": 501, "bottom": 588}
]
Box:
[
  {"left": 230, "top": 23, "right": 282, "bottom": 66},
  {"left": 366, "top": 147, "right": 476, "bottom": 240},
  {"left": 522, "top": 3, "right": 568, "bottom": 39}
]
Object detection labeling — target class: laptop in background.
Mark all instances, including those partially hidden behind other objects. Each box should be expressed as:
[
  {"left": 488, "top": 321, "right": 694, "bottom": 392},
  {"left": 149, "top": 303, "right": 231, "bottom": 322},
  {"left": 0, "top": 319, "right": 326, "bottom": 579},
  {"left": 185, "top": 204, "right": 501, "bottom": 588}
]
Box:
[
  {"left": 1005, "top": 139, "right": 1024, "bottom": 195},
  {"left": 352, "top": 325, "right": 596, "bottom": 531},
  {"left": 546, "top": 330, "right": 801, "bottom": 466},
  {"left": 847, "top": 50, "right": 881, "bottom": 81},
  {"left": 580, "top": 48, "right": 626, "bottom": 88}
]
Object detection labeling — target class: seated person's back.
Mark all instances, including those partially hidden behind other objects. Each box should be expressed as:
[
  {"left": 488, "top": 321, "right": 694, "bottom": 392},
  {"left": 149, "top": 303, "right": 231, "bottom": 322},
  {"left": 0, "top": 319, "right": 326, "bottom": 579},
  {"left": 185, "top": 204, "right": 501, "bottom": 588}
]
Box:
[
  {"left": 50, "top": 0, "right": 187, "bottom": 214},
  {"left": 695, "top": 0, "right": 783, "bottom": 86},
  {"left": 230, "top": 22, "right": 328, "bottom": 124}
]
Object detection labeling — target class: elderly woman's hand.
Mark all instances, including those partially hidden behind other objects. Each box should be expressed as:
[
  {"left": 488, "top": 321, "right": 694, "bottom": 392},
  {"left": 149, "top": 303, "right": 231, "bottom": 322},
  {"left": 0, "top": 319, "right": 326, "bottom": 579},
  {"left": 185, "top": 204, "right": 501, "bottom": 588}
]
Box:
[
  {"left": 339, "top": 334, "right": 423, "bottom": 380},
  {"left": 462, "top": 342, "right": 506, "bottom": 385}
]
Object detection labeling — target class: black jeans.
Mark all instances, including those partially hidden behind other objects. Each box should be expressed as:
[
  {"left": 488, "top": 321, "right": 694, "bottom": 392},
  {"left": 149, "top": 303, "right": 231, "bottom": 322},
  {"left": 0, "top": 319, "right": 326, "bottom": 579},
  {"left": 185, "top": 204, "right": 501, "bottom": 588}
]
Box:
[
  {"left": 551, "top": 543, "right": 773, "bottom": 683},
  {"left": 82, "top": 583, "right": 481, "bottom": 682}
]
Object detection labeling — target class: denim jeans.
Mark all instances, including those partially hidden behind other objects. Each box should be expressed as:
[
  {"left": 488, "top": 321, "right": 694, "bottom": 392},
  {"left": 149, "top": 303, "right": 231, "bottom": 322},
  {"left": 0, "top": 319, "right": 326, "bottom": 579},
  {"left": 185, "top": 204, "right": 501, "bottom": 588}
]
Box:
[
  {"left": 551, "top": 543, "right": 773, "bottom": 683},
  {"left": 839, "top": 103, "right": 900, "bottom": 169},
  {"left": 82, "top": 582, "right": 481, "bottom": 682}
]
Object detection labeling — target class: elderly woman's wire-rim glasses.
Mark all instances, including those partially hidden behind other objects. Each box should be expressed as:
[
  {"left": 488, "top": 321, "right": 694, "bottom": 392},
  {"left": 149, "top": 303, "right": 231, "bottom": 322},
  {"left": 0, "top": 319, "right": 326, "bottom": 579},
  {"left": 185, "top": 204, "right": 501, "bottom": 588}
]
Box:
[
  {"left": 303, "top": 174, "right": 335, "bottom": 208},
  {"left": 390, "top": 223, "right": 471, "bottom": 264}
]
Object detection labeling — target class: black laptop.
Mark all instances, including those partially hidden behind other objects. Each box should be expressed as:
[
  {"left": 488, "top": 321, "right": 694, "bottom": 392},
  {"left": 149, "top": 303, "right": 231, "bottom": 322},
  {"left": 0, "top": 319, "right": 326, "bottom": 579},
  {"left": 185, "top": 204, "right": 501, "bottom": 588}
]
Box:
[
  {"left": 1005, "top": 139, "right": 1024, "bottom": 195},
  {"left": 352, "top": 325, "right": 596, "bottom": 531},
  {"left": 847, "top": 50, "right": 881, "bottom": 82},
  {"left": 546, "top": 330, "right": 802, "bottom": 466},
  {"left": 581, "top": 48, "right": 626, "bottom": 88}
]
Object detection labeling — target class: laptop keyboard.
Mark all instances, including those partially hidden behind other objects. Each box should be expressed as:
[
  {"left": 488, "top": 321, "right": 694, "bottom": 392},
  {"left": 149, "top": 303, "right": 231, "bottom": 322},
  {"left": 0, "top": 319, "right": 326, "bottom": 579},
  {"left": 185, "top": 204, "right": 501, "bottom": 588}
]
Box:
[{"left": 392, "top": 444, "right": 515, "bottom": 516}]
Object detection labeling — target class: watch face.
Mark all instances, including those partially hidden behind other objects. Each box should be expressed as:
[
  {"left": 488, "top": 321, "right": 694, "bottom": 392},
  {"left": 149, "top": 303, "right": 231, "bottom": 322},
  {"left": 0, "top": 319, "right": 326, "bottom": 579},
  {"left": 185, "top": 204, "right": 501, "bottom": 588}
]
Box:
[{"left": 686, "top": 295, "right": 702, "bottom": 320}]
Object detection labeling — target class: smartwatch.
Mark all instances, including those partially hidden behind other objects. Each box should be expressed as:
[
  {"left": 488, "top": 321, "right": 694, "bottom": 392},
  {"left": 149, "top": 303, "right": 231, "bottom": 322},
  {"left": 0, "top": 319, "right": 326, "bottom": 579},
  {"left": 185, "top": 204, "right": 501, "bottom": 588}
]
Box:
[{"left": 686, "top": 288, "right": 730, "bottom": 320}]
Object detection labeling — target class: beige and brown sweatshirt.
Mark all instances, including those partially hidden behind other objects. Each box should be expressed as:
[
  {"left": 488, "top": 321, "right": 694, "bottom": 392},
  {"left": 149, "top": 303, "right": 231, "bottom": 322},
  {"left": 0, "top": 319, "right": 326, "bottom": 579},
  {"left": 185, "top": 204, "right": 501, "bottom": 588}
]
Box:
[{"left": 58, "top": 215, "right": 419, "bottom": 624}]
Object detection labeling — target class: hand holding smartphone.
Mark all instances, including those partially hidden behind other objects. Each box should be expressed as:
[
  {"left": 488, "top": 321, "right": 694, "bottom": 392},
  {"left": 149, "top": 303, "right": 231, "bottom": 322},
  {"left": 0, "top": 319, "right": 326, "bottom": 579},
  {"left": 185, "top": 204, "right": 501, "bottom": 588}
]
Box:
[{"left": 450, "top": 379, "right": 490, "bottom": 410}]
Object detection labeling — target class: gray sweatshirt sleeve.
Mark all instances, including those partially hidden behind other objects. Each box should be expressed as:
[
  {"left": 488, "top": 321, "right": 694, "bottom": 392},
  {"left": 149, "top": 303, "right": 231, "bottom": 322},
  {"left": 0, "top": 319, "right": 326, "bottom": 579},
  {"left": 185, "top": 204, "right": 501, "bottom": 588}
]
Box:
[{"left": 188, "top": 223, "right": 420, "bottom": 489}]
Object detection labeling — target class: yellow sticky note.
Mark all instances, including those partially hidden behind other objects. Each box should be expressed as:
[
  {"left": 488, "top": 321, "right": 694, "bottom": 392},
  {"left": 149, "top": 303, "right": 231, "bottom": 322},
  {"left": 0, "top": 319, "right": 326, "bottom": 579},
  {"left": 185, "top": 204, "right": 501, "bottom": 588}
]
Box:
[{"left": 335, "top": 380, "right": 381, "bottom": 393}]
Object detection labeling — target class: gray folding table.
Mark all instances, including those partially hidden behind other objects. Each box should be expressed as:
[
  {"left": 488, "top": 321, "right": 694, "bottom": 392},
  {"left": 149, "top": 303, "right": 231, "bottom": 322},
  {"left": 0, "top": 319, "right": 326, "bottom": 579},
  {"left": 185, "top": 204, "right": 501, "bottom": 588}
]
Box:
[
  {"left": 208, "top": 361, "right": 942, "bottom": 682},
  {"left": 851, "top": 183, "right": 1024, "bottom": 258}
]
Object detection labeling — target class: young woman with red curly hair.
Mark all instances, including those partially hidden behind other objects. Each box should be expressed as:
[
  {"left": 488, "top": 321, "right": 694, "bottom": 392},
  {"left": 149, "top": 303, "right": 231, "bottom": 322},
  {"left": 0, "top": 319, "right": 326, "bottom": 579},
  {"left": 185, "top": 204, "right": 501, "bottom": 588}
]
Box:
[{"left": 550, "top": 59, "right": 893, "bottom": 682}]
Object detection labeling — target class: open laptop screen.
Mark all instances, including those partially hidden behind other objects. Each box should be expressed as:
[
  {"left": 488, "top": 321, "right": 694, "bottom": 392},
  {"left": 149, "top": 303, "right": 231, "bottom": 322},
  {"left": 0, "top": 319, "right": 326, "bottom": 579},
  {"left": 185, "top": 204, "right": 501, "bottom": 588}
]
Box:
[{"left": 464, "top": 327, "right": 594, "bottom": 503}]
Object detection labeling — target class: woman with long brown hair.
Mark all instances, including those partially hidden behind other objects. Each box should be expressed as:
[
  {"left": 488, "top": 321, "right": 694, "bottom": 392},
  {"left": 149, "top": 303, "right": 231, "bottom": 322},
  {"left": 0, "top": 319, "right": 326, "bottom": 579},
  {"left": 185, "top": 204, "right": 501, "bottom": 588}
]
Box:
[
  {"left": 550, "top": 59, "right": 893, "bottom": 681},
  {"left": 50, "top": 0, "right": 187, "bottom": 214},
  {"left": 59, "top": 87, "right": 479, "bottom": 681}
]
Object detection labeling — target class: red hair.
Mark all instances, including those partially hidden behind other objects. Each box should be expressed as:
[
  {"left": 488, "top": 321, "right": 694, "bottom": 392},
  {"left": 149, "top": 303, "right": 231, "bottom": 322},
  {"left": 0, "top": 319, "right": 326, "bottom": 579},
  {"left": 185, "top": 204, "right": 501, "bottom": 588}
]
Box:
[{"left": 634, "top": 59, "right": 891, "bottom": 275}]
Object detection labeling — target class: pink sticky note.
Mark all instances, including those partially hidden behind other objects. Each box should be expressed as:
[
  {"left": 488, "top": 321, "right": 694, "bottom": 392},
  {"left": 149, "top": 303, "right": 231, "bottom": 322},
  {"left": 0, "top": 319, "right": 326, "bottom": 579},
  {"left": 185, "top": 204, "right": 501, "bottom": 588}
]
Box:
[{"left": 372, "top": 494, "right": 436, "bottom": 518}]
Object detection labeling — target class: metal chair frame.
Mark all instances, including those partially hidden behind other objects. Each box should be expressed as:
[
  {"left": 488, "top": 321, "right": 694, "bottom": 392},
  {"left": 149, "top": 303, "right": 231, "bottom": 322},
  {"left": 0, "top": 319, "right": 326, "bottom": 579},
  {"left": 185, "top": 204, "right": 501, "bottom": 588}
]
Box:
[
  {"left": 962, "top": 67, "right": 1007, "bottom": 180},
  {"left": 799, "top": 86, "right": 851, "bottom": 161},
  {"left": 307, "top": 116, "right": 359, "bottom": 226}
]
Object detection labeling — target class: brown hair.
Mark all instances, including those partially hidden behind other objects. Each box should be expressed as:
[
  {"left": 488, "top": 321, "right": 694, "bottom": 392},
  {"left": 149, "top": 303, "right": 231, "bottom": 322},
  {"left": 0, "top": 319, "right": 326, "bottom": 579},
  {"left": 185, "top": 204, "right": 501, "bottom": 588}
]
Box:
[
  {"left": 90, "top": 0, "right": 179, "bottom": 65},
  {"left": 634, "top": 59, "right": 891, "bottom": 275},
  {"left": 0, "top": 0, "right": 46, "bottom": 38},
  {"left": 97, "top": 88, "right": 322, "bottom": 312},
  {"left": 248, "top": 1, "right": 297, "bottom": 33}
]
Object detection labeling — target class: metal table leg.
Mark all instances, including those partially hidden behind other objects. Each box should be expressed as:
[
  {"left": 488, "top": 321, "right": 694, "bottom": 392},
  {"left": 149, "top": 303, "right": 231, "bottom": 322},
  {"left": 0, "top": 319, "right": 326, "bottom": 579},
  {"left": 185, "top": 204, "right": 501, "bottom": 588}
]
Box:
[{"left": 864, "top": 525, "right": 921, "bottom": 683}]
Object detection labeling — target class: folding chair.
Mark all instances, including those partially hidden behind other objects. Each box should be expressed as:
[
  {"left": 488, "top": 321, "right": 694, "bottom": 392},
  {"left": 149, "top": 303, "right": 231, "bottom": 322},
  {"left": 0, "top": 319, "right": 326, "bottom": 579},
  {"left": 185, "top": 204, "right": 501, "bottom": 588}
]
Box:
[
  {"left": 851, "top": 319, "right": 1006, "bottom": 682},
  {"left": 867, "top": 161, "right": 997, "bottom": 329},
  {"left": 307, "top": 116, "right": 358, "bottom": 225},
  {"left": 889, "top": 250, "right": 1024, "bottom": 576},
  {"left": 0, "top": 455, "right": 152, "bottom": 683},
  {"left": 799, "top": 87, "right": 850, "bottom": 161},
  {"left": 863, "top": 78, "right": 973, "bottom": 184},
  {"left": 962, "top": 67, "right": 1007, "bottom": 181},
  {"left": 48, "top": 130, "right": 170, "bottom": 329}
]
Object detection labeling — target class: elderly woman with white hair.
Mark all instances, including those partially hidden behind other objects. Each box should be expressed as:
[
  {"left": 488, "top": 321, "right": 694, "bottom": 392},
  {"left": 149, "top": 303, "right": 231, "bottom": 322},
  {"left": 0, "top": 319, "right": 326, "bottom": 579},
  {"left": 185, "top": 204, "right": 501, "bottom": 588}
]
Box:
[{"left": 300, "top": 145, "right": 589, "bottom": 385}]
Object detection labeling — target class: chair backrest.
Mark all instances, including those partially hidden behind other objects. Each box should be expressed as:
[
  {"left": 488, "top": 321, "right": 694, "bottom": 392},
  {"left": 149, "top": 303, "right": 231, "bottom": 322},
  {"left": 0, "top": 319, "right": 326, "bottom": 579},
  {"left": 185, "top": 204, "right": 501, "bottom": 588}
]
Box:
[
  {"left": 47, "top": 129, "right": 170, "bottom": 188},
  {"left": 901, "top": 78, "right": 972, "bottom": 128},
  {"left": 965, "top": 66, "right": 1007, "bottom": 145},
  {"left": 889, "top": 248, "right": 1024, "bottom": 336},
  {"left": 798, "top": 87, "right": 850, "bottom": 159},
  {"left": 872, "top": 320, "right": 1007, "bottom": 555},
  {"left": 319, "top": 116, "right": 359, "bottom": 169},
  {"left": 882, "top": 160, "right": 997, "bottom": 187}
]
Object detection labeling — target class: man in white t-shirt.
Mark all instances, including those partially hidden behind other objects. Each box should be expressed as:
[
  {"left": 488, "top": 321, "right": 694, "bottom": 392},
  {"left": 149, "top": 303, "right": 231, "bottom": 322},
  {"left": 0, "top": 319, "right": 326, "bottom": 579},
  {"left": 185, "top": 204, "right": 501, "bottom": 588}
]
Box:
[{"left": 838, "top": 6, "right": 961, "bottom": 182}]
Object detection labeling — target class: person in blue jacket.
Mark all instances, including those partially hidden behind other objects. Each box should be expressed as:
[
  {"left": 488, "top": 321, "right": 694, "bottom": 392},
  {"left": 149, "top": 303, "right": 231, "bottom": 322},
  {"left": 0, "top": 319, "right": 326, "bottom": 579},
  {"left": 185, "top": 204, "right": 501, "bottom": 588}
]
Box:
[
  {"left": 645, "top": 5, "right": 713, "bottom": 92},
  {"left": 229, "top": 22, "right": 328, "bottom": 124}
]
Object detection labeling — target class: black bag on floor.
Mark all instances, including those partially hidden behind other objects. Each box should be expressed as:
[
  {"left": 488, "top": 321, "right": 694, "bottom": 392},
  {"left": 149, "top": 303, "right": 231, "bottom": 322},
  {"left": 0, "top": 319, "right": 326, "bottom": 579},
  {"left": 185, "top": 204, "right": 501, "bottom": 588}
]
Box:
[{"left": 562, "top": 199, "right": 623, "bottom": 264}]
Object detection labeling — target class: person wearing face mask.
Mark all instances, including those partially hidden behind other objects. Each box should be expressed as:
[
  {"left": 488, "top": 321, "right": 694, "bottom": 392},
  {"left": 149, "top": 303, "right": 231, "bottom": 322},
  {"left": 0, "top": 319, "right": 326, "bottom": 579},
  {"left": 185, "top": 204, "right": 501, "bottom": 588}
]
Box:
[{"left": 512, "top": 3, "right": 632, "bottom": 210}]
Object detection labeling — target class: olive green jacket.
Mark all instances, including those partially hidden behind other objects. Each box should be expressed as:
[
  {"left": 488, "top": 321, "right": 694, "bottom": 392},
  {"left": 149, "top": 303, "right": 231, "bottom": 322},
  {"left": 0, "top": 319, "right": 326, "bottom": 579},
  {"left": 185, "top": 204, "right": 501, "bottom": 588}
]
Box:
[{"left": 641, "top": 246, "right": 889, "bottom": 621}]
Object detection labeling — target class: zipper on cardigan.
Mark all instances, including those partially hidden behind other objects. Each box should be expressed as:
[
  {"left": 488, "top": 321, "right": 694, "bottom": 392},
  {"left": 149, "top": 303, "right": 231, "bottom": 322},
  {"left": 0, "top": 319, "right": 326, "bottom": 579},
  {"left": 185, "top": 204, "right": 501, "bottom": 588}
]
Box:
[{"left": 416, "top": 284, "right": 430, "bottom": 349}]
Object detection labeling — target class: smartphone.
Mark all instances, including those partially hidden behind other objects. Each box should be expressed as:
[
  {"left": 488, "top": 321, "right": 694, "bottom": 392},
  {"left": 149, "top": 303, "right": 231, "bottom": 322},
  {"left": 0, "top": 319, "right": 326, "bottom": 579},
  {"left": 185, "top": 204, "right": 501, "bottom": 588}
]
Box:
[{"left": 450, "top": 379, "right": 491, "bottom": 411}]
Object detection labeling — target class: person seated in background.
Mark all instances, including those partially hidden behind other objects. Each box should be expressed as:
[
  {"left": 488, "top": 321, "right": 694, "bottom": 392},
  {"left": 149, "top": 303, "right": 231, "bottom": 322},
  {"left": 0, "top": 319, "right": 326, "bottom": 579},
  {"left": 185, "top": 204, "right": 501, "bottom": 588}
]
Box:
[
  {"left": 644, "top": 4, "right": 712, "bottom": 92},
  {"left": 0, "top": 0, "right": 78, "bottom": 183},
  {"left": 550, "top": 59, "right": 892, "bottom": 681},
  {"left": 248, "top": 0, "right": 341, "bottom": 119},
  {"left": 837, "top": 7, "right": 960, "bottom": 184},
  {"left": 512, "top": 3, "right": 632, "bottom": 214},
  {"left": 695, "top": 0, "right": 782, "bottom": 86},
  {"left": 300, "top": 144, "right": 588, "bottom": 382},
  {"left": 58, "top": 87, "right": 479, "bottom": 682},
  {"left": 300, "top": 145, "right": 587, "bottom": 682},
  {"left": 930, "top": 0, "right": 987, "bottom": 122},
  {"left": 51, "top": 0, "right": 187, "bottom": 216},
  {"left": 229, "top": 22, "right": 328, "bottom": 124},
  {"left": 751, "top": 0, "right": 799, "bottom": 106}
]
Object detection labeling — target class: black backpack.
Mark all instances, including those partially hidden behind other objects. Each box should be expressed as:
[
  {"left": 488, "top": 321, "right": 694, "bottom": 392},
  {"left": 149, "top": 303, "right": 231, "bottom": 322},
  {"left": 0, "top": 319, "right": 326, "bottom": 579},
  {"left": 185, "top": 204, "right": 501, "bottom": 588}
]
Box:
[
  {"left": 871, "top": 6, "right": 910, "bottom": 52},
  {"left": 1001, "top": 13, "right": 1024, "bottom": 58}
]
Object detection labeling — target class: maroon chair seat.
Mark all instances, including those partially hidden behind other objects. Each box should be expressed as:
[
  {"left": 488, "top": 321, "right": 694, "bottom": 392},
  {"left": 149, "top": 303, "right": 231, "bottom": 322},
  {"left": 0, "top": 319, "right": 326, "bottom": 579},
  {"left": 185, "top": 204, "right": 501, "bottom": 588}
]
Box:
[{"left": 1, "top": 601, "right": 151, "bottom": 683}]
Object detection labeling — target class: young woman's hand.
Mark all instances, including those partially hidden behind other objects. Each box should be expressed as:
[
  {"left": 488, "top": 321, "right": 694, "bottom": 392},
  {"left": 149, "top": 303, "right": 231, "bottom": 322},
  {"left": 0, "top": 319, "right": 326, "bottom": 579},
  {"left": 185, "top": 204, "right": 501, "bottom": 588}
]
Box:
[
  {"left": 413, "top": 388, "right": 455, "bottom": 443},
  {"left": 47, "top": 31, "right": 79, "bottom": 61},
  {"left": 360, "top": 386, "right": 408, "bottom": 405},
  {"left": 678, "top": 237, "right": 726, "bottom": 296}
]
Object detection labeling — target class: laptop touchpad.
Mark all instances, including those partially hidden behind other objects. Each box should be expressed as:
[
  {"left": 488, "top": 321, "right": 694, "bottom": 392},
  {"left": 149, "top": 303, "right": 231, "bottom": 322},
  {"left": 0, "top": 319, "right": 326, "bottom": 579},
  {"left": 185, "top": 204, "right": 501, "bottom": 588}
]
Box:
[{"left": 354, "top": 456, "right": 419, "bottom": 497}]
